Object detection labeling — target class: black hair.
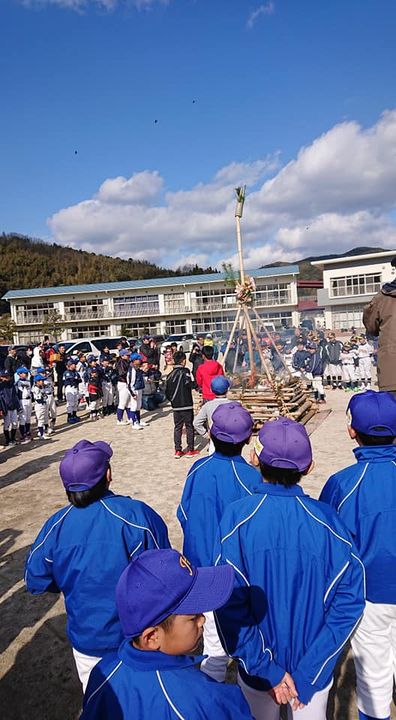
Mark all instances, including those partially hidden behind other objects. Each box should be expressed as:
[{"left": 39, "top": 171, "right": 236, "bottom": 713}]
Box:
[
  {"left": 258, "top": 461, "right": 303, "bottom": 488},
  {"left": 173, "top": 351, "right": 186, "bottom": 364},
  {"left": 202, "top": 346, "right": 214, "bottom": 360},
  {"left": 210, "top": 433, "right": 247, "bottom": 457},
  {"left": 355, "top": 431, "right": 396, "bottom": 447},
  {"left": 131, "top": 614, "right": 175, "bottom": 646},
  {"left": 66, "top": 473, "right": 108, "bottom": 508}
]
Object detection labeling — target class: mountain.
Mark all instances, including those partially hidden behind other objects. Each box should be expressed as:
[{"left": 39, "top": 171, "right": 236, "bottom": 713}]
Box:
[{"left": 0, "top": 233, "right": 218, "bottom": 313}]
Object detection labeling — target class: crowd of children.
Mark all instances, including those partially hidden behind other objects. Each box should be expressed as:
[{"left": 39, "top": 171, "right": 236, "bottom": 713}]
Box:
[{"left": 21, "top": 379, "right": 396, "bottom": 720}]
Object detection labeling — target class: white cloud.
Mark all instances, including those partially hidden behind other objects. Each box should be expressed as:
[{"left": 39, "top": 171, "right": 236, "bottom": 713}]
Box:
[
  {"left": 48, "top": 110, "right": 396, "bottom": 270},
  {"left": 20, "top": 0, "right": 168, "bottom": 11},
  {"left": 247, "top": 2, "right": 275, "bottom": 30}
]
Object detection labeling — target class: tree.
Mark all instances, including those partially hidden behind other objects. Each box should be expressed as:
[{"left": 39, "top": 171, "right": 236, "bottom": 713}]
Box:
[
  {"left": 41, "top": 310, "right": 66, "bottom": 341},
  {"left": 0, "top": 314, "right": 17, "bottom": 342}
]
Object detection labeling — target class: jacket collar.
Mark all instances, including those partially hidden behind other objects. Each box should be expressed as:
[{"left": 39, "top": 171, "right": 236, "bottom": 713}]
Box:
[
  {"left": 212, "top": 451, "right": 249, "bottom": 463},
  {"left": 118, "top": 639, "right": 204, "bottom": 671},
  {"left": 255, "top": 482, "right": 305, "bottom": 497},
  {"left": 354, "top": 445, "right": 396, "bottom": 462}
]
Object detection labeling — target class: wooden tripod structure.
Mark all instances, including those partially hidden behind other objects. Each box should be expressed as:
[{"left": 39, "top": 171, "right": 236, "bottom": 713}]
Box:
[{"left": 221, "top": 187, "right": 315, "bottom": 426}]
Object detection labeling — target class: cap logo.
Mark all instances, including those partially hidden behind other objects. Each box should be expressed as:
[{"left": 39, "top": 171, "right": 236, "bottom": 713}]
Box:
[
  {"left": 254, "top": 437, "right": 264, "bottom": 456},
  {"left": 179, "top": 555, "right": 193, "bottom": 576}
]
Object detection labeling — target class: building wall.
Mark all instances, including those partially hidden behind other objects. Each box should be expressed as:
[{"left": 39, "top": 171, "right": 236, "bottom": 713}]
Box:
[
  {"left": 9, "top": 272, "right": 299, "bottom": 343},
  {"left": 314, "top": 254, "right": 396, "bottom": 330}
]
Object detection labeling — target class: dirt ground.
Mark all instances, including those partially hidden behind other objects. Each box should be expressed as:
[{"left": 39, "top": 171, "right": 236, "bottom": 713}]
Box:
[{"left": 0, "top": 386, "right": 395, "bottom": 720}]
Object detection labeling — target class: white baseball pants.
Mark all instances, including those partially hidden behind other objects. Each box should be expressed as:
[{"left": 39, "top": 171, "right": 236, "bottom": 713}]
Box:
[
  {"left": 312, "top": 376, "right": 325, "bottom": 396},
  {"left": 102, "top": 380, "right": 113, "bottom": 408},
  {"left": 35, "top": 403, "right": 49, "bottom": 428},
  {"left": 72, "top": 648, "right": 102, "bottom": 693},
  {"left": 129, "top": 389, "right": 143, "bottom": 412},
  {"left": 65, "top": 386, "right": 79, "bottom": 414},
  {"left": 351, "top": 600, "right": 396, "bottom": 719},
  {"left": 117, "top": 382, "right": 132, "bottom": 410},
  {"left": 359, "top": 357, "right": 372, "bottom": 382},
  {"left": 238, "top": 672, "right": 331, "bottom": 720},
  {"left": 200, "top": 612, "right": 229, "bottom": 683},
  {"left": 47, "top": 394, "right": 57, "bottom": 422},
  {"left": 327, "top": 363, "right": 342, "bottom": 377},
  {"left": 20, "top": 399, "right": 32, "bottom": 425},
  {"left": 342, "top": 364, "right": 356, "bottom": 383},
  {"left": 4, "top": 410, "right": 18, "bottom": 431}
]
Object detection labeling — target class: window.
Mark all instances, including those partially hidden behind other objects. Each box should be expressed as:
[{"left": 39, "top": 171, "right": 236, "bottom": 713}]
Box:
[
  {"left": 165, "top": 319, "right": 187, "bottom": 334},
  {"left": 192, "top": 315, "right": 236, "bottom": 333},
  {"left": 69, "top": 325, "right": 110, "bottom": 339},
  {"left": 122, "top": 321, "right": 161, "bottom": 336},
  {"left": 64, "top": 299, "right": 105, "bottom": 320},
  {"left": 113, "top": 295, "right": 160, "bottom": 317},
  {"left": 164, "top": 293, "right": 186, "bottom": 313},
  {"left": 255, "top": 282, "right": 291, "bottom": 306},
  {"left": 331, "top": 306, "right": 365, "bottom": 330},
  {"left": 16, "top": 302, "right": 54, "bottom": 324},
  {"left": 330, "top": 273, "right": 381, "bottom": 298},
  {"left": 260, "top": 311, "right": 293, "bottom": 328}
]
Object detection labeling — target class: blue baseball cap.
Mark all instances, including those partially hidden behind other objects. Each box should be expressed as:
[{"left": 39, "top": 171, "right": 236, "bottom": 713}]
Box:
[
  {"left": 211, "top": 376, "right": 231, "bottom": 396},
  {"left": 119, "top": 349, "right": 130, "bottom": 357},
  {"left": 254, "top": 417, "right": 313, "bottom": 472},
  {"left": 116, "top": 549, "right": 235, "bottom": 638},
  {"left": 130, "top": 352, "right": 143, "bottom": 361},
  {"left": 60, "top": 439, "right": 113, "bottom": 491},
  {"left": 34, "top": 373, "right": 46, "bottom": 382},
  {"left": 16, "top": 366, "right": 29, "bottom": 374},
  {"left": 211, "top": 402, "right": 253, "bottom": 443},
  {"left": 347, "top": 390, "right": 396, "bottom": 436}
]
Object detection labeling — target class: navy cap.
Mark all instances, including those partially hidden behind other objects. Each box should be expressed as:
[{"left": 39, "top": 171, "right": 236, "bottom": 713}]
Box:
[
  {"left": 60, "top": 439, "right": 113, "bottom": 491},
  {"left": 347, "top": 390, "right": 396, "bottom": 436},
  {"left": 0, "top": 369, "right": 11, "bottom": 378},
  {"left": 211, "top": 402, "right": 253, "bottom": 443},
  {"left": 116, "top": 549, "right": 234, "bottom": 638},
  {"left": 211, "top": 376, "right": 231, "bottom": 395},
  {"left": 254, "top": 417, "right": 313, "bottom": 472}
]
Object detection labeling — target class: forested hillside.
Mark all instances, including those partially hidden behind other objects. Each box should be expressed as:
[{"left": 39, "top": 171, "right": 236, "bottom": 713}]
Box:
[{"left": 0, "top": 233, "right": 217, "bottom": 311}]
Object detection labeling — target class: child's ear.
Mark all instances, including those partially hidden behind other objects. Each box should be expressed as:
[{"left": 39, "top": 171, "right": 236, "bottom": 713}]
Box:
[
  {"left": 348, "top": 427, "right": 357, "bottom": 441},
  {"left": 139, "top": 626, "right": 161, "bottom": 651},
  {"left": 303, "top": 460, "right": 315, "bottom": 476},
  {"left": 250, "top": 449, "right": 260, "bottom": 467}
]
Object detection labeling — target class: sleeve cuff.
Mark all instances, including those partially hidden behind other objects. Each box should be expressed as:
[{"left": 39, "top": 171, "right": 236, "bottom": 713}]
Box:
[{"left": 292, "top": 670, "right": 317, "bottom": 705}]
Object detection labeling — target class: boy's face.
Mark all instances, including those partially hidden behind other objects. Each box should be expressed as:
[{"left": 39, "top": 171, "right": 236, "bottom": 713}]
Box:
[
  {"left": 157, "top": 614, "right": 205, "bottom": 655},
  {"left": 19, "top": 373, "right": 27, "bottom": 379}
]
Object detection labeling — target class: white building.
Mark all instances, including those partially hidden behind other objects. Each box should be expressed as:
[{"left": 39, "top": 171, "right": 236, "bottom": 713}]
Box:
[
  {"left": 312, "top": 250, "right": 396, "bottom": 330},
  {"left": 3, "top": 265, "right": 300, "bottom": 344}
]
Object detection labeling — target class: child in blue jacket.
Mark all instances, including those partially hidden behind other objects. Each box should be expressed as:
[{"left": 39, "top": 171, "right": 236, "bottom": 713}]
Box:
[
  {"left": 215, "top": 417, "right": 365, "bottom": 719},
  {"left": 81, "top": 549, "right": 254, "bottom": 720},
  {"left": 177, "top": 402, "right": 260, "bottom": 682},
  {"left": 25, "top": 439, "right": 170, "bottom": 691},
  {"left": 320, "top": 390, "right": 396, "bottom": 720}
]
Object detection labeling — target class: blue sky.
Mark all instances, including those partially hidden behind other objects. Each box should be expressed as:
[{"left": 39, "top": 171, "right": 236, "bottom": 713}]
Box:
[{"left": 1, "top": 0, "right": 396, "bottom": 268}]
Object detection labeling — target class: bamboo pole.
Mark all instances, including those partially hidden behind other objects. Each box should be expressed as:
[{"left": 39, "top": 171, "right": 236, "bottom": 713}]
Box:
[
  {"left": 233, "top": 311, "right": 245, "bottom": 374},
  {"left": 244, "top": 309, "right": 273, "bottom": 384},
  {"left": 243, "top": 306, "right": 256, "bottom": 383},
  {"left": 251, "top": 307, "right": 292, "bottom": 377},
  {"left": 222, "top": 304, "right": 242, "bottom": 369}
]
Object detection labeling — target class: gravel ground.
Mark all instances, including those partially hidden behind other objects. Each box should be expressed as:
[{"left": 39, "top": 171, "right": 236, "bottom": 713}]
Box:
[{"left": 0, "top": 386, "right": 394, "bottom": 720}]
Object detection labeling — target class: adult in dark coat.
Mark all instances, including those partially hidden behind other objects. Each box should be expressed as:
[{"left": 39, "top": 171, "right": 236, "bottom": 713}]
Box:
[
  {"left": 55, "top": 344, "right": 68, "bottom": 401},
  {"left": 363, "top": 257, "right": 396, "bottom": 393}
]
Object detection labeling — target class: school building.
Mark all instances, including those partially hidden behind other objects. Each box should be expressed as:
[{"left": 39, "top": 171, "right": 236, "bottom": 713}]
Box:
[
  {"left": 3, "top": 266, "right": 300, "bottom": 344},
  {"left": 312, "top": 249, "right": 396, "bottom": 330}
]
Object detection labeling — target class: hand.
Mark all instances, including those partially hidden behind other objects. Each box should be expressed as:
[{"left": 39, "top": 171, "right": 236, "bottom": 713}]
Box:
[{"left": 269, "top": 672, "right": 298, "bottom": 705}]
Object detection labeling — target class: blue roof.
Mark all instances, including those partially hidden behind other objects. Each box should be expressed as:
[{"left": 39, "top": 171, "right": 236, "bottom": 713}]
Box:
[{"left": 2, "top": 265, "right": 299, "bottom": 300}]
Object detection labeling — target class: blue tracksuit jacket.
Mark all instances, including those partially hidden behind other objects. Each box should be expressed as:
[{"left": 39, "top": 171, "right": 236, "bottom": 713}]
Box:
[
  {"left": 214, "top": 483, "right": 365, "bottom": 705},
  {"left": 319, "top": 444, "right": 396, "bottom": 604},
  {"left": 81, "top": 640, "right": 254, "bottom": 720},
  {"left": 177, "top": 453, "right": 261, "bottom": 567},
  {"left": 25, "top": 490, "right": 170, "bottom": 655}
]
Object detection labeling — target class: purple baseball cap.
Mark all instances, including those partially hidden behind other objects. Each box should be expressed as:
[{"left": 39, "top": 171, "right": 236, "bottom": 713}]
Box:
[
  {"left": 211, "top": 376, "right": 231, "bottom": 396},
  {"left": 347, "top": 390, "right": 396, "bottom": 436},
  {"left": 116, "top": 549, "right": 234, "bottom": 638},
  {"left": 211, "top": 402, "right": 253, "bottom": 443},
  {"left": 119, "top": 349, "right": 131, "bottom": 357},
  {"left": 60, "top": 439, "right": 113, "bottom": 492},
  {"left": 254, "top": 417, "right": 313, "bottom": 472}
]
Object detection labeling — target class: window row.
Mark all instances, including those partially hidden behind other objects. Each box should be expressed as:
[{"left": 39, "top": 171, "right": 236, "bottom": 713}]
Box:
[{"left": 330, "top": 274, "right": 381, "bottom": 298}]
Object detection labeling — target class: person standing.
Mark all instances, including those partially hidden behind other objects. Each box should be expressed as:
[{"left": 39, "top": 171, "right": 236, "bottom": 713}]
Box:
[
  {"left": 195, "top": 346, "right": 224, "bottom": 402},
  {"left": 363, "top": 256, "right": 396, "bottom": 394},
  {"left": 165, "top": 351, "right": 200, "bottom": 459},
  {"left": 55, "top": 344, "right": 68, "bottom": 401}
]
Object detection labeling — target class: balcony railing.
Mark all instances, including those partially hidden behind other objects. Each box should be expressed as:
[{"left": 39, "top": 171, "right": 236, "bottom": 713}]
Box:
[
  {"left": 64, "top": 307, "right": 107, "bottom": 321},
  {"left": 16, "top": 312, "right": 51, "bottom": 325},
  {"left": 113, "top": 303, "right": 160, "bottom": 318}
]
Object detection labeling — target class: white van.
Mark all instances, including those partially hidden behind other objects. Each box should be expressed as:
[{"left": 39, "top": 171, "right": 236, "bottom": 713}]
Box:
[{"left": 64, "top": 337, "right": 122, "bottom": 358}]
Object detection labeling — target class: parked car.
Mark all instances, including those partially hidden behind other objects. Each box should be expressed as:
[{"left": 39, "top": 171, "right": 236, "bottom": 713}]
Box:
[
  {"left": 65, "top": 337, "right": 122, "bottom": 358},
  {"left": 161, "top": 333, "right": 196, "bottom": 353}
]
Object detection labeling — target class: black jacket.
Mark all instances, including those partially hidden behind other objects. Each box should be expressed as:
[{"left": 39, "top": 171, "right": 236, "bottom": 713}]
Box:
[{"left": 165, "top": 365, "right": 195, "bottom": 410}]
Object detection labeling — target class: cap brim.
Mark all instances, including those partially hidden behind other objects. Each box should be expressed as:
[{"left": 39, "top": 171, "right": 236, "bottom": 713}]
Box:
[{"left": 175, "top": 564, "right": 234, "bottom": 615}]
